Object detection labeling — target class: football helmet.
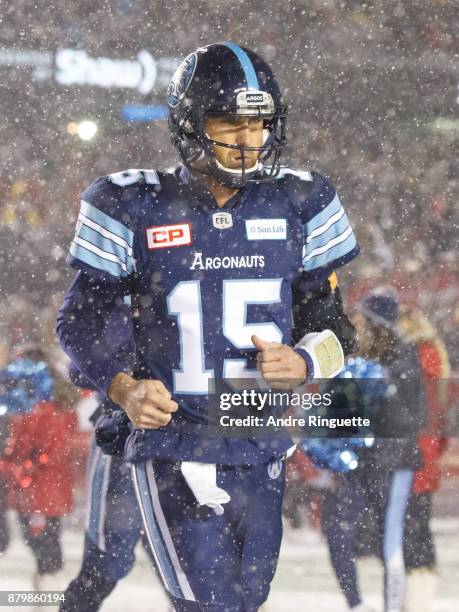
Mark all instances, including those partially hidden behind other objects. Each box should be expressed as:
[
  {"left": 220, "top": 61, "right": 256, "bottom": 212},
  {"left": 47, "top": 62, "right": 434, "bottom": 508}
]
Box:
[{"left": 167, "top": 42, "right": 287, "bottom": 188}]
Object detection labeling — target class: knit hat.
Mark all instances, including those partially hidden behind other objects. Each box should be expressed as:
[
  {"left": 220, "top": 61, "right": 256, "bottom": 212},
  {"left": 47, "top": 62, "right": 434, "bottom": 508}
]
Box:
[{"left": 356, "top": 288, "right": 399, "bottom": 328}]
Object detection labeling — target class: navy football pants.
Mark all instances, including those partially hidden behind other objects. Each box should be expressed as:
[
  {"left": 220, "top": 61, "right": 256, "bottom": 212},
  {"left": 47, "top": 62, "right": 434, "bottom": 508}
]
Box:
[
  {"left": 84, "top": 443, "right": 145, "bottom": 581},
  {"left": 61, "top": 440, "right": 152, "bottom": 612},
  {"left": 132, "top": 457, "right": 286, "bottom": 612}
]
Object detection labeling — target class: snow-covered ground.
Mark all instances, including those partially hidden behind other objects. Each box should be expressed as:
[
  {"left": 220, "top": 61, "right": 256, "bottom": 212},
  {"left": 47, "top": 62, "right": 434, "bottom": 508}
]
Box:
[{"left": 0, "top": 513, "right": 458, "bottom": 611}]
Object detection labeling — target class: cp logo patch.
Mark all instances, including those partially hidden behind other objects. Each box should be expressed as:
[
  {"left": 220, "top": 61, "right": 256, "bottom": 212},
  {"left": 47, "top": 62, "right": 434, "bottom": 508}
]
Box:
[{"left": 146, "top": 223, "right": 192, "bottom": 249}]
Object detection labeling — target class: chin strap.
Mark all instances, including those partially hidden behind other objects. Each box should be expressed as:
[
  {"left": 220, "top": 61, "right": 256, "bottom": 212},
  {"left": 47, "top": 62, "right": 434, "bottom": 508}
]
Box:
[{"left": 214, "top": 158, "right": 262, "bottom": 176}]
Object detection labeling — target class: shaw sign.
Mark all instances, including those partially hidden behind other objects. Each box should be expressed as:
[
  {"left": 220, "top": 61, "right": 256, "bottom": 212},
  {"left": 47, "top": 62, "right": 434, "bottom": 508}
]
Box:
[{"left": 55, "top": 48, "right": 158, "bottom": 94}]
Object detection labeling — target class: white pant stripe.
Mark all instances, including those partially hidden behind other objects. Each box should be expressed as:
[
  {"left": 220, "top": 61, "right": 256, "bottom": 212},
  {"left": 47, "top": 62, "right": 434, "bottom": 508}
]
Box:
[
  {"left": 84, "top": 442, "right": 112, "bottom": 552},
  {"left": 97, "top": 454, "right": 112, "bottom": 551},
  {"left": 85, "top": 444, "right": 98, "bottom": 532},
  {"left": 144, "top": 460, "right": 195, "bottom": 601},
  {"left": 131, "top": 463, "right": 182, "bottom": 598}
]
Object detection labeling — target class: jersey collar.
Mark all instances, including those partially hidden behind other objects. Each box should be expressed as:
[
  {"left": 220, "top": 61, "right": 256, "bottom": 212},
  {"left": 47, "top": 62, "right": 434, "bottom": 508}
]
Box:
[{"left": 176, "top": 165, "right": 253, "bottom": 212}]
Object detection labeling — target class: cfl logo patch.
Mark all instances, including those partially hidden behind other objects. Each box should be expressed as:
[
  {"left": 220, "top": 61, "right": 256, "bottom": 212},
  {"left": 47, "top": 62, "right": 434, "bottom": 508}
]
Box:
[
  {"left": 212, "top": 211, "right": 233, "bottom": 230},
  {"left": 146, "top": 223, "right": 192, "bottom": 249}
]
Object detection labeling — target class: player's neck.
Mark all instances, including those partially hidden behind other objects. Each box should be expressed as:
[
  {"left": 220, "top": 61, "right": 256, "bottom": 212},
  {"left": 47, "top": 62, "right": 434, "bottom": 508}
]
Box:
[
  {"left": 189, "top": 166, "right": 239, "bottom": 208},
  {"left": 205, "top": 176, "right": 239, "bottom": 208}
]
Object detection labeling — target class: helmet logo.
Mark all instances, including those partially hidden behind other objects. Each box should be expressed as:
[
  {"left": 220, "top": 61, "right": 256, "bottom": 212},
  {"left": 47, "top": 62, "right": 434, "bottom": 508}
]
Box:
[
  {"left": 236, "top": 91, "right": 274, "bottom": 114},
  {"left": 245, "top": 93, "right": 264, "bottom": 103},
  {"left": 212, "top": 211, "right": 233, "bottom": 230},
  {"left": 167, "top": 52, "right": 197, "bottom": 108}
]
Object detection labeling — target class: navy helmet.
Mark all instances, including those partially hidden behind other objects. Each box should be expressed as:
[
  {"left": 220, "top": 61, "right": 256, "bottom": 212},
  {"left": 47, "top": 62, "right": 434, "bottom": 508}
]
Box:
[{"left": 167, "top": 42, "right": 288, "bottom": 188}]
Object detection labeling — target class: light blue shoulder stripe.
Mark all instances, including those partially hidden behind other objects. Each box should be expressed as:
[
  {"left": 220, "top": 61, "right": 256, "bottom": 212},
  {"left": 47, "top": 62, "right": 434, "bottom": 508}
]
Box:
[
  {"left": 304, "top": 193, "right": 342, "bottom": 235},
  {"left": 77, "top": 224, "right": 135, "bottom": 272},
  {"left": 304, "top": 214, "right": 351, "bottom": 255},
  {"left": 80, "top": 200, "right": 134, "bottom": 245},
  {"left": 276, "top": 167, "right": 313, "bottom": 181},
  {"left": 303, "top": 231, "right": 357, "bottom": 272},
  {"left": 70, "top": 241, "right": 125, "bottom": 278},
  {"left": 224, "top": 42, "right": 259, "bottom": 90}
]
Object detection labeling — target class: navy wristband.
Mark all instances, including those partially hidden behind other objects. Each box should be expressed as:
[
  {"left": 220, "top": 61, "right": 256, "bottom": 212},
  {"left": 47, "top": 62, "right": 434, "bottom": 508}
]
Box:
[{"left": 294, "top": 347, "right": 315, "bottom": 383}]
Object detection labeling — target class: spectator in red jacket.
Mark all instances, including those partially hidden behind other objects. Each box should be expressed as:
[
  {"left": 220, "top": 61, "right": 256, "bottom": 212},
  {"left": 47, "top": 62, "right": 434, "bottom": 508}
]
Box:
[
  {"left": 398, "top": 307, "right": 451, "bottom": 612},
  {"left": 2, "top": 347, "right": 78, "bottom": 591}
]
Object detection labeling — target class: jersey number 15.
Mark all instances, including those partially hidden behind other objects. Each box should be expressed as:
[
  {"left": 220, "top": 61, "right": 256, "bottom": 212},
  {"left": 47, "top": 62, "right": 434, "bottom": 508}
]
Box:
[{"left": 167, "top": 279, "right": 283, "bottom": 394}]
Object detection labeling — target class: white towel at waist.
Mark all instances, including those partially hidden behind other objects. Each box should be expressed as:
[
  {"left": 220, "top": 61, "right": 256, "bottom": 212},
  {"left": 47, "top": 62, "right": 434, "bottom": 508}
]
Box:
[{"left": 180, "top": 461, "right": 231, "bottom": 516}]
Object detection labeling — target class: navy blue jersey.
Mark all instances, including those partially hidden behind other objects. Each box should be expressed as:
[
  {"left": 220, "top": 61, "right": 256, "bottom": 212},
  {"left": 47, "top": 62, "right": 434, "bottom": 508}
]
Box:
[{"left": 60, "top": 166, "right": 359, "bottom": 464}]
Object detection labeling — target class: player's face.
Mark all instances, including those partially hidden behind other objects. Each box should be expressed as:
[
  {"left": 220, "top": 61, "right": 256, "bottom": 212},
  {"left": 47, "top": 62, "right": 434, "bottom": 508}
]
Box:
[{"left": 205, "top": 116, "right": 264, "bottom": 170}]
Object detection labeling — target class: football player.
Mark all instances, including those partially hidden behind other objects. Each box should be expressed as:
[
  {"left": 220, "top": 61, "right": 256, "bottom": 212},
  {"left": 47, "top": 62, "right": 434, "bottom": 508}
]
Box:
[
  {"left": 57, "top": 43, "right": 359, "bottom": 611},
  {"left": 59, "top": 306, "right": 159, "bottom": 612}
]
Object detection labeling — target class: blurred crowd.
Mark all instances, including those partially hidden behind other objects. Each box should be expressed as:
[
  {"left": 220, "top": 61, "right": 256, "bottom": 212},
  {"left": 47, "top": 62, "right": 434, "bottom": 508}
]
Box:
[
  {"left": 1, "top": 0, "right": 457, "bottom": 369},
  {"left": 0, "top": 3, "right": 458, "bottom": 608}
]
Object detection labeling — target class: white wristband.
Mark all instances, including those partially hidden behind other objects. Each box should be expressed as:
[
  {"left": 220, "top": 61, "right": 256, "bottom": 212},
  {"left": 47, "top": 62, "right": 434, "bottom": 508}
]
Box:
[{"left": 295, "top": 329, "right": 344, "bottom": 379}]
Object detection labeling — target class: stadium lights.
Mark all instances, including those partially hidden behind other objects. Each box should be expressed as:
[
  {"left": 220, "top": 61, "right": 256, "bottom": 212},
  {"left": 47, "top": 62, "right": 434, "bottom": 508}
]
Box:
[
  {"left": 67, "top": 120, "right": 98, "bottom": 141},
  {"left": 77, "top": 120, "right": 98, "bottom": 141}
]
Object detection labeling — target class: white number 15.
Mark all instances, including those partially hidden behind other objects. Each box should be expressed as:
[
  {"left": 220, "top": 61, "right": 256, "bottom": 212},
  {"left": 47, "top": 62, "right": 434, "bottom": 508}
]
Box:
[{"left": 167, "top": 279, "right": 283, "bottom": 394}]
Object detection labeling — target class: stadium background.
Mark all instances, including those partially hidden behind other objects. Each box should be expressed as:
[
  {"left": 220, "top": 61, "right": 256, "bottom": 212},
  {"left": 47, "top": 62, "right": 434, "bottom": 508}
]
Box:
[
  {"left": 0, "top": 1, "right": 458, "bottom": 609},
  {"left": 0, "top": 0, "right": 457, "bottom": 364}
]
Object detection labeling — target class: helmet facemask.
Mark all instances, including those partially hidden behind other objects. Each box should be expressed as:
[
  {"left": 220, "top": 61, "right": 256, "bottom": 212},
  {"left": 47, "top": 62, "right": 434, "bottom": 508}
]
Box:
[
  {"left": 202, "top": 112, "right": 287, "bottom": 188},
  {"left": 171, "top": 94, "right": 287, "bottom": 189}
]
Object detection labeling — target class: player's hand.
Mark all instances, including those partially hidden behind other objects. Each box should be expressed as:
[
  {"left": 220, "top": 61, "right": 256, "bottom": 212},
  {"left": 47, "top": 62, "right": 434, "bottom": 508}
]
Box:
[
  {"left": 108, "top": 372, "right": 178, "bottom": 429},
  {"left": 252, "top": 335, "right": 307, "bottom": 390}
]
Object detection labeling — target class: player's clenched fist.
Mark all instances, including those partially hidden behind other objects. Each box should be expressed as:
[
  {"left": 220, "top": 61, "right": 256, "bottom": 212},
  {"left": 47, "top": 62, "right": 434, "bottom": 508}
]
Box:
[
  {"left": 252, "top": 334, "right": 307, "bottom": 390},
  {"left": 108, "top": 372, "right": 178, "bottom": 429}
]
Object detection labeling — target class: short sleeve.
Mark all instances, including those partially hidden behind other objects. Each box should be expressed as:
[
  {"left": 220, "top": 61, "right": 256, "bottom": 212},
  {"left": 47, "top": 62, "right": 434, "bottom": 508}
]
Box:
[
  {"left": 301, "top": 173, "right": 359, "bottom": 281},
  {"left": 67, "top": 177, "right": 136, "bottom": 279}
]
